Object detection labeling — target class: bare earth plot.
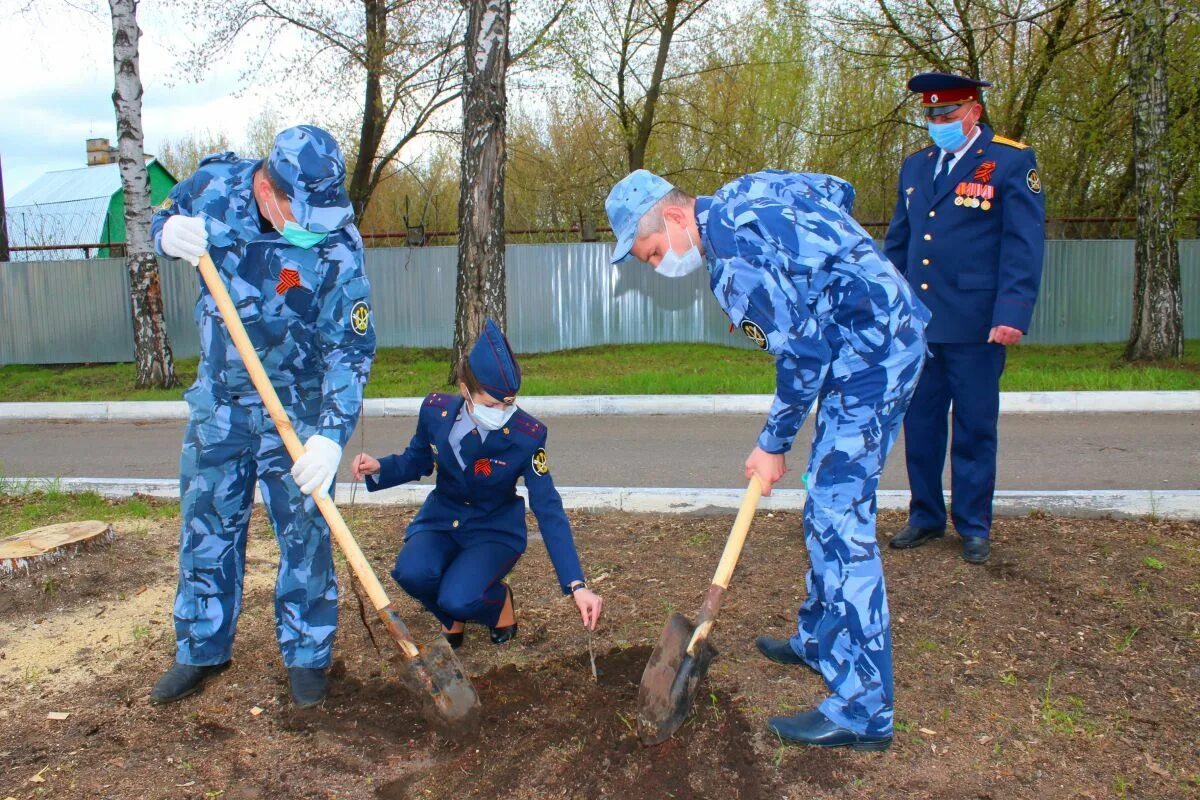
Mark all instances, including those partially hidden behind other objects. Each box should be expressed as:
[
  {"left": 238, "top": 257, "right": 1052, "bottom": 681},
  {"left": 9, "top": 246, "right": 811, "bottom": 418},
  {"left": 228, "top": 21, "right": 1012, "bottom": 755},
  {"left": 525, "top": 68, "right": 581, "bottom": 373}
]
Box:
[{"left": 0, "top": 502, "right": 1198, "bottom": 799}]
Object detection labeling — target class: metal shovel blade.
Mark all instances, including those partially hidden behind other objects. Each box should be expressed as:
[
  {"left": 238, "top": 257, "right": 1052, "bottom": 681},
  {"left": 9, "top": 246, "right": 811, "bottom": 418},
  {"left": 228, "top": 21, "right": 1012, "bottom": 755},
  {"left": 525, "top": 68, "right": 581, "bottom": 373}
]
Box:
[
  {"left": 381, "top": 606, "right": 481, "bottom": 736},
  {"left": 636, "top": 612, "right": 717, "bottom": 746}
]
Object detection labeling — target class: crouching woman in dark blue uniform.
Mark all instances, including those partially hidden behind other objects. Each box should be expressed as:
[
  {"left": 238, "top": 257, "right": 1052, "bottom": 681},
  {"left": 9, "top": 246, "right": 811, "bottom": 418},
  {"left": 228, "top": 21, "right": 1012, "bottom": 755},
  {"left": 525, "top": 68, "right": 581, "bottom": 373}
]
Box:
[{"left": 351, "top": 320, "right": 604, "bottom": 646}]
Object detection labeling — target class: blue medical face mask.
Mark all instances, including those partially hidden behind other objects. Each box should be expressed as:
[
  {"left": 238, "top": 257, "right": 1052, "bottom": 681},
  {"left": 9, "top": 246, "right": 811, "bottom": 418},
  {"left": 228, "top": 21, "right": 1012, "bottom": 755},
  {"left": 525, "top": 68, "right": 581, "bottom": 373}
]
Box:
[
  {"left": 281, "top": 221, "right": 328, "bottom": 249},
  {"left": 268, "top": 190, "right": 329, "bottom": 249},
  {"left": 463, "top": 392, "right": 517, "bottom": 432},
  {"left": 927, "top": 117, "right": 969, "bottom": 152},
  {"left": 657, "top": 215, "right": 704, "bottom": 278}
]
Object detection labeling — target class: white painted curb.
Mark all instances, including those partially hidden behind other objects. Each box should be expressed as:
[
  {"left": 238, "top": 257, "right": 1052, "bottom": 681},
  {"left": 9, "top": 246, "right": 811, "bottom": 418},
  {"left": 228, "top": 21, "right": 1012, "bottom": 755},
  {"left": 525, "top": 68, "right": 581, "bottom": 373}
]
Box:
[
  {"left": 6, "top": 477, "right": 1199, "bottom": 521},
  {"left": 2, "top": 391, "right": 1198, "bottom": 422}
]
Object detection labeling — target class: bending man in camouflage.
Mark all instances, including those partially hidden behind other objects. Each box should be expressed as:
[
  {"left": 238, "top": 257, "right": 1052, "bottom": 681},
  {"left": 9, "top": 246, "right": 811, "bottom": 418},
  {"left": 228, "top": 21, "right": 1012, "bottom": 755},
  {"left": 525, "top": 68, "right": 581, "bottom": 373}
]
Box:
[
  {"left": 148, "top": 126, "right": 376, "bottom": 708},
  {"left": 607, "top": 169, "right": 929, "bottom": 749}
]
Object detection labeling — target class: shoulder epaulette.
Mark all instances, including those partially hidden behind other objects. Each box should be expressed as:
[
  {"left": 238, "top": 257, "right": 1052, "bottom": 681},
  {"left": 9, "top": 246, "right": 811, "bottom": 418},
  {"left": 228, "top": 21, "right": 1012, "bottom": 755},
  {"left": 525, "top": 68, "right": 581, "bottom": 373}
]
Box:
[
  {"left": 509, "top": 409, "right": 546, "bottom": 440},
  {"left": 423, "top": 393, "right": 456, "bottom": 409},
  {"left": 992, "top": 135, "right": 1029, "bottom": 150},
  {"left": 909, "top": 145, "right": 938, "bottom": 160}
]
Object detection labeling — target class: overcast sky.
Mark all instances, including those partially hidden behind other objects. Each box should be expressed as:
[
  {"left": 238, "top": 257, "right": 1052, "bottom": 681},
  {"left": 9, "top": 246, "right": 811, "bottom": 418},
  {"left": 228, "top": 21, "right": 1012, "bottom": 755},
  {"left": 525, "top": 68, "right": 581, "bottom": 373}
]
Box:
[{"left": 0, "top": 1, "right": 298, "bottom": 198}]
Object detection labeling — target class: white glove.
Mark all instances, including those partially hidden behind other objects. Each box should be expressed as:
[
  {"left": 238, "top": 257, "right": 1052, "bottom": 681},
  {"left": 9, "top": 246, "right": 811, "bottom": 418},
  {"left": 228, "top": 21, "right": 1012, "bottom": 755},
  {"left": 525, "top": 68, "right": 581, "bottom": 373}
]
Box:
[
  {"left": 161, "top": 215, "right": 208, "bottom": 267},
  {"left": 291, "top": 434, "right": 342, "bottom": 498}
]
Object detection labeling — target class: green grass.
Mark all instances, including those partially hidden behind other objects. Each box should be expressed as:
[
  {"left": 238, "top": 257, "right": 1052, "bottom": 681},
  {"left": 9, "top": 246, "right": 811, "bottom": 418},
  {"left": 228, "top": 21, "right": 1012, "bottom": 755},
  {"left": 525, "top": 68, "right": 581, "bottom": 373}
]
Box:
[
  {"left": 0, "top": 341, "right": 1197, "bottom": 402},
  {"left": 0, "top": 484, "right": 178, "bottom": 538}
]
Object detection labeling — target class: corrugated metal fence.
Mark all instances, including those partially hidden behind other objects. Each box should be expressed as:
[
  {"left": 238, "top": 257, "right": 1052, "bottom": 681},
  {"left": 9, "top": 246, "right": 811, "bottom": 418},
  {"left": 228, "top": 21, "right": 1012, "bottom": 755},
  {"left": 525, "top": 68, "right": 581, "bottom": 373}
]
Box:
[{"left": 1, "top": 241, "right": 1197, "bottom": 365}]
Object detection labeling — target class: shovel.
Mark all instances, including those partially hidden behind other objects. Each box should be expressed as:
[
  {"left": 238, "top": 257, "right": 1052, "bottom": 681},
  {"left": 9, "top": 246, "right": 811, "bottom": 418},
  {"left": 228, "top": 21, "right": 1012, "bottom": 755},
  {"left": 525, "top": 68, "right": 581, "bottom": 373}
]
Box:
[
  {"left": 196, "top": 253, "right": 479, "bottom": 734},
  {"left": 637, "top": 477, "right": 763, "bottom": 745}
]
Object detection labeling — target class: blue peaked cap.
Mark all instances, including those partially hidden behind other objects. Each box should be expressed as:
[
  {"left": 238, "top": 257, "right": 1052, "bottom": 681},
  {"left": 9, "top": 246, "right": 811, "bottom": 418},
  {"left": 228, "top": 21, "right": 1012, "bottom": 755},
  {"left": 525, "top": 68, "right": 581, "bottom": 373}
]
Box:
[
  {"left": 605, "top": 169, "right": 674, "bottom": 264},
  {"left": 267, "top": 125, "right": 354, "bottom": 234},
  {"left": 468, "top": 319, "right": 521, "bottom": 400}
]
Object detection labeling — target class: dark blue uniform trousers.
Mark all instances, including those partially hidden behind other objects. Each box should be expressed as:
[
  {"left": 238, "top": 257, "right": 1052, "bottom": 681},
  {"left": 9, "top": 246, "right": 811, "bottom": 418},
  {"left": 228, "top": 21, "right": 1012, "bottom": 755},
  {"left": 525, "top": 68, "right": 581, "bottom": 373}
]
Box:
[
  {"left": 391, "top": 531, "right": 521, "bottom": 629},
  {"left": 903, "top": 342, "right": 1007, "bottom": 540}
]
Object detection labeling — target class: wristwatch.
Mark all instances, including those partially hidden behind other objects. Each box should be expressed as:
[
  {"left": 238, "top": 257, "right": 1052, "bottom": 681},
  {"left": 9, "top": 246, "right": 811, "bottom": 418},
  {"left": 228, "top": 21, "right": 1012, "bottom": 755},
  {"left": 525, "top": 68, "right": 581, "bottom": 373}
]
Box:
[{"left": 568, "top": 580, "right": 587, "bottom": 593}]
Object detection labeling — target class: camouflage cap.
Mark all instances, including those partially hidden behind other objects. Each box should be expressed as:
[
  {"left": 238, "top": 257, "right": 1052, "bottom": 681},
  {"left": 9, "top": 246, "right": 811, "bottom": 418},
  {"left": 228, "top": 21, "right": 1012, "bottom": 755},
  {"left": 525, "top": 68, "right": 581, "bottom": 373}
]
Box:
[
  {"left": 605, "top": 169, "right": 674, "bottom": 264},
  {"left": 266, "top": 125, "right": 354, "bottom": 234}
]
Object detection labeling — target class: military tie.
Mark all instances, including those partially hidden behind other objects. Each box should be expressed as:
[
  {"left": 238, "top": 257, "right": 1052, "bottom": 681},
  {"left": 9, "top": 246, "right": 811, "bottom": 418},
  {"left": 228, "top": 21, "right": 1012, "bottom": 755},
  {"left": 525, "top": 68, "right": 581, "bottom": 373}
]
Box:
[{"left": 932, "top": 155, "right": 954, "bottom": 196}]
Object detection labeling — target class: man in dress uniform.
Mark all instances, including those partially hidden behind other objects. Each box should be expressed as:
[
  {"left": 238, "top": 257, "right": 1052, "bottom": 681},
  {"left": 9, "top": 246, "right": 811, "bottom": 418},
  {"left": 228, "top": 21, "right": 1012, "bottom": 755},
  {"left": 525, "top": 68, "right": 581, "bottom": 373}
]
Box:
[
  {"left": 148, "top": 125, "right": 376, "bottom": 707},
  {"left": 884, "top": 73, "right": 1045, "bottom": 564},
  {"left": 607, "top": 168, "right": 929, "bottom": 750}
]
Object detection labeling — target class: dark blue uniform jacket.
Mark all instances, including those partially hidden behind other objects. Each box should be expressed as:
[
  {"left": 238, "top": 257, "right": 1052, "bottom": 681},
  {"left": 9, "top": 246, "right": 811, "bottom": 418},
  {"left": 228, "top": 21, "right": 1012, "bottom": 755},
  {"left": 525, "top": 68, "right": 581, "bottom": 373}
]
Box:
[{"left": 365, "top": 393, "right": 584, "bottom": 593}]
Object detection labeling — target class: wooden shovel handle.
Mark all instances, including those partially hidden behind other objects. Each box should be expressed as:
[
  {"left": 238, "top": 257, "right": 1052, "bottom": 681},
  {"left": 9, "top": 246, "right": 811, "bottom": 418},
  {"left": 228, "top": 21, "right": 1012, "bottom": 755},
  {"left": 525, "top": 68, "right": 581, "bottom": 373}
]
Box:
[
  {"left": 685, "top": 477, "right": 763, "bottom": 654},
  {"left": 197, "top": 254, "right": 398, "bottom": 621},
  {"left": 713, "top": 476, "right": 763, "bottom": 589}
]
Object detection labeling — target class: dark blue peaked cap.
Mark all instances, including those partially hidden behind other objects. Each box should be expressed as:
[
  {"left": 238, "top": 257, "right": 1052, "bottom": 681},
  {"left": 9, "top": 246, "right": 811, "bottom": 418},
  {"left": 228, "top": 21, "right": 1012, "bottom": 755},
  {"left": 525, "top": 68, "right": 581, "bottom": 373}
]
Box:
[{"left": 468, "top": 319, "right": 521, "bottom": 400}]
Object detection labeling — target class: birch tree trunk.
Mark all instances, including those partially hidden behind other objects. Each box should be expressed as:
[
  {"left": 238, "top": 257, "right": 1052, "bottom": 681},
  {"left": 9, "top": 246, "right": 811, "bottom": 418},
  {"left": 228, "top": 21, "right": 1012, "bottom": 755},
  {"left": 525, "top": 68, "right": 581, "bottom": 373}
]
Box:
[
  {"left": 451, "top": 0, "right": 510, "bottom": 379},
  {"left": 110, "top": 0, "right": 178, "bottom": 388},
  {"left": 1125, "top": 0, "right": 1183, "bottom": 361}
]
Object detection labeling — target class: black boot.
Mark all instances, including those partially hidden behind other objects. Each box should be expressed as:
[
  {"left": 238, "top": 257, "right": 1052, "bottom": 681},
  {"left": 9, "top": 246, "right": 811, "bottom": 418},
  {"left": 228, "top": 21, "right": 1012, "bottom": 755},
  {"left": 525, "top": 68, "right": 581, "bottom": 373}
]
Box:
[
  {"left": 149, "top": 661, "right": 231, "bottom": 704},
  {"left": 962, "top": 537, "right": 991, "bottom": 564},
  {"left": 888, "top": 525, "right": 945, "bottom": 549},
  {"left": 755, "top": 636, "right": 820, "bottom": 675},
  {"left": 288, "top": 667, "right": 328, "bottom": 708},
  {"left": 768, "top": 708, "right": 892, "bottom": 751},
  {"left": 489, "top": 584, "right": 518, "bottom": 645}
]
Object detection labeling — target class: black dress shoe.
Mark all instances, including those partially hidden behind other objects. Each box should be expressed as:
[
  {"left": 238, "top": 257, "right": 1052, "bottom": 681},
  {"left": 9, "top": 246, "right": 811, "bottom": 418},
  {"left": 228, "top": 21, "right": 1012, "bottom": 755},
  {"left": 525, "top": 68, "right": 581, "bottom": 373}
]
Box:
[
  {"left": 768, "top": 708, "right": 892, "bottom": 751},
  {"left": 442, "top": 627, "right": 465, "bottom": 650},
  {"left": 889, "top": 524, "right": 946, "bottom": 549},
  {"left": 149, "top": 661, "right": 231, "bottom": 704},
  {"left": 288, "top": 667, "right": 328, "bottom": 708},
  {"left": 755, "top": 636, "right": 819, "bottom": 675},
  {"left": 962, "top": 537, "right": 991, "bottom": 564},
  {"left": 489, "top": 584, "right": 518, "bottom": 645}
]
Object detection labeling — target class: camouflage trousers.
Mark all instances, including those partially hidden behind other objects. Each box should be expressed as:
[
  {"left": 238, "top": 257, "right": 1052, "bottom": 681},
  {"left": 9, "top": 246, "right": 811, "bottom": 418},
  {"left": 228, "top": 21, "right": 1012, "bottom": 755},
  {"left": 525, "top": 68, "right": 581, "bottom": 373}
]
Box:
[
  {"left": 789, "top": 337, "right": 925, "bottom": 737},
  {"left": 173, "top": 382, "right": 338, "bottom": 668}
]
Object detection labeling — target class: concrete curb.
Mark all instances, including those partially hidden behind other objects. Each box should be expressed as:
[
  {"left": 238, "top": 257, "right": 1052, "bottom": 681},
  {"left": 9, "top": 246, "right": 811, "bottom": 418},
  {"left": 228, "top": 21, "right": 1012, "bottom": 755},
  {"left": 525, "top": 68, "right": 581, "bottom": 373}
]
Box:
[
  {"left": 7, "top": 477, "right": 1199, "bottom": 520},
  {"left": 2, "top": 391, "right": 1198, "bottom": 421}
]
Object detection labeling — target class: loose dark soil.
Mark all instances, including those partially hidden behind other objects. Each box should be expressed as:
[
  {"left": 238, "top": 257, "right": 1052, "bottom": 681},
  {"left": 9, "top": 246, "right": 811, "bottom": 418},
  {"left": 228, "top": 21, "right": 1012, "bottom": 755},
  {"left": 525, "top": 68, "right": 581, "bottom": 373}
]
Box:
[{"left": 1, "top": 506, "right": 1198, "bottom": 799}]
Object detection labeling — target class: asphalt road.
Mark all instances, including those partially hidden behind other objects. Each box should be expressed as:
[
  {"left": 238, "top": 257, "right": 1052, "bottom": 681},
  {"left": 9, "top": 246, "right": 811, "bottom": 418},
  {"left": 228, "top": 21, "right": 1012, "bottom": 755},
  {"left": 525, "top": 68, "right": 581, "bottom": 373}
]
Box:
[{"left": 1, "top": 413, "right": 1196, "bottom": 490}]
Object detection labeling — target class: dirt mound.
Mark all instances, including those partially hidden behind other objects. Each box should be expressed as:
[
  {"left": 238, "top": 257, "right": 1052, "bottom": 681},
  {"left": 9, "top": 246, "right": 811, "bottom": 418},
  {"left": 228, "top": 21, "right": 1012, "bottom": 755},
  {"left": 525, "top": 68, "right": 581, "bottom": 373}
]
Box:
[{"left": 360, "top": 646, "right": 765, "bottom": 800}]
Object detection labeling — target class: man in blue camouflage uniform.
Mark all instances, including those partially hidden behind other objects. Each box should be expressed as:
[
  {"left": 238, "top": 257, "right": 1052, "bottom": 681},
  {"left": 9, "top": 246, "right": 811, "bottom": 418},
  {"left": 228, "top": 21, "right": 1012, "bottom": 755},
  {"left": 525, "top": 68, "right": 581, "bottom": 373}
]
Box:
[
  {"left": 147, "top": 125, "right": 376, "bottom": 708},
  {"left": 607, "top": 169, "right": 928, "bottom": 750},
  {"left": 885, "top": 74, "right": 1045, "bottom": 565}
]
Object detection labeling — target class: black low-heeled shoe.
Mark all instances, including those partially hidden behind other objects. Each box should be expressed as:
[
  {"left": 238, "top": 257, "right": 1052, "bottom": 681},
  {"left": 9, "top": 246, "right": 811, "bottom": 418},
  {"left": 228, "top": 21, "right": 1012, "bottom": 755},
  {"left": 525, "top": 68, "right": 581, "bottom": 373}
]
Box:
[
  {"left": 489, "top": 584, "right": 518, "bottom": 645},
  {"left": 442, "top": 626, "right": 465, "bottom": 650}
]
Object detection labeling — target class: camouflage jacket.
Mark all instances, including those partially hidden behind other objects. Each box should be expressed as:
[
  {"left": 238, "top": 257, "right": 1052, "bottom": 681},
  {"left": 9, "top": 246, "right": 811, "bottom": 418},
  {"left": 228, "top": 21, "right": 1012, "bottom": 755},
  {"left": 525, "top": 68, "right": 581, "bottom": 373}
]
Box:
[
  {"left": 151, "top": 152, "right": 375, "bottom": 448},
  {"left": 697, "top": 170, "right": 930, "bottom": 454}
]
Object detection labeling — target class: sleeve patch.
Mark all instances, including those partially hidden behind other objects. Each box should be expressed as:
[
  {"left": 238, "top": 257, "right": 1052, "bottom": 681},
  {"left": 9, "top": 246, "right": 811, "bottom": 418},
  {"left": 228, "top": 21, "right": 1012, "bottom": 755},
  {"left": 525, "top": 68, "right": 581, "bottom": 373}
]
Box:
[
  {"left": 1026, "top": 169, "right": 1042, "bottom": 194},
  {"left": 350, "top": 301, "right": 371, "bottom": 335},
  {"left": 741, "top": 320, "right": 768, "bottom": 350},
  {"left": 532, "top": 447, "right": 549, "bottom": 476}
]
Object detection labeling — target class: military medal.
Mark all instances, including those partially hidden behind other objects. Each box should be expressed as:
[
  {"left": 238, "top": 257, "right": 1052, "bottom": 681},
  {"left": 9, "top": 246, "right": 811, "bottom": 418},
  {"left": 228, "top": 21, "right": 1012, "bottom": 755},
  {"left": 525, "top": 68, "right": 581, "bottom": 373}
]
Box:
[
  {"left": 954, "top": 182, "right": 966, "bottom": 206},
  {"left": 980, "top": 184, "right": 994, "bottom": 210}
]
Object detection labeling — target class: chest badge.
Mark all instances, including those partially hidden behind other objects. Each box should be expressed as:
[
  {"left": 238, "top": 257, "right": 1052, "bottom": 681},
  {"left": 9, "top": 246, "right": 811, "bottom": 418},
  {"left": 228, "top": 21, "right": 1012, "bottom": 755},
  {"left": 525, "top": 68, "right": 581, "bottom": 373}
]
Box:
[
  {"left": 741, "top": 320, "right": 768, "bottom": 350},
  {"left": 275, "top": 268, "right": 302, "bottom": 295},
  {"left": 474, "top": 458, "right": 493, "bottom": 477}
]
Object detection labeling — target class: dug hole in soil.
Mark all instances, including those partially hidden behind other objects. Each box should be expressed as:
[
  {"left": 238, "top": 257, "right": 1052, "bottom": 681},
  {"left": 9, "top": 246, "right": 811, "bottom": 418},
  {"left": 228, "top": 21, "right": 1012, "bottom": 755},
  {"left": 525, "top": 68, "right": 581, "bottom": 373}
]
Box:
[{"left": 1, "top": 502, "right": 1198, "bottom": 799}]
